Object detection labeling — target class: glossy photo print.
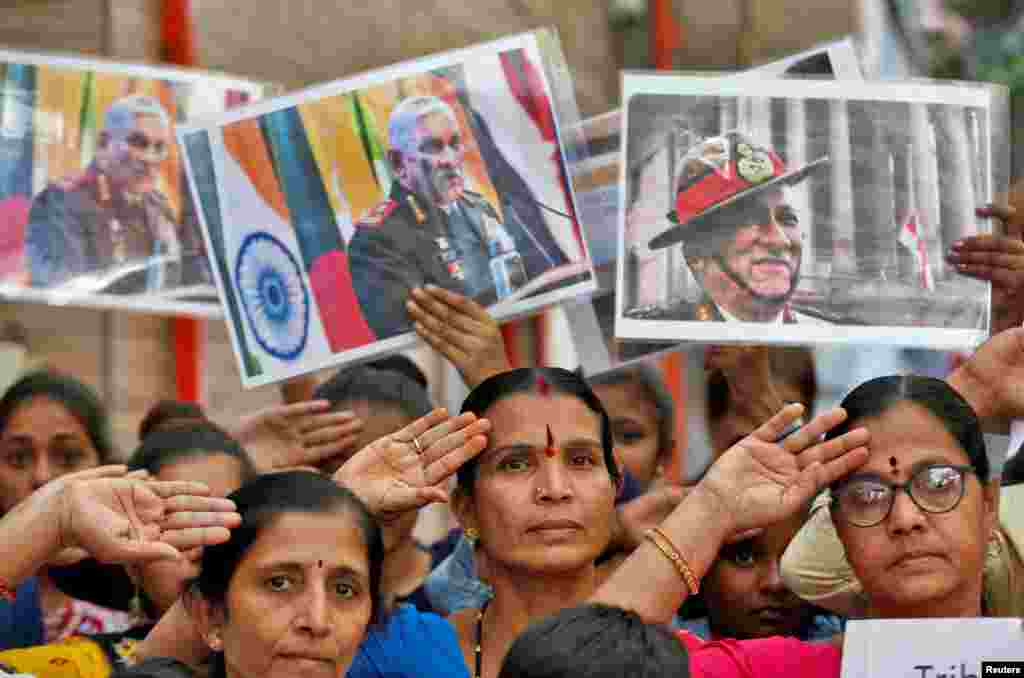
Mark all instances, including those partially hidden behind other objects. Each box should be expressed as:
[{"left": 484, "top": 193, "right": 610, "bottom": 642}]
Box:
[
  {"left": 180, "top": 30, "right": 594, "bottom": 387},
  {"left": 616, "top": 75, "right": 1008, "bottom": 351},
  {"left": 570, "top": 37, "right": 864, "bottom": 294},
  {"left": 566, "top": 39, "right": 865, "bottom": 374},
  {"left": 0, "top": 49, "right": 276, "bottom": 317}
]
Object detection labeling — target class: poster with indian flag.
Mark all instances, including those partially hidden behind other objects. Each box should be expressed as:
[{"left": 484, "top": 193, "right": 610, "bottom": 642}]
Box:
[
  {"left": 179, "top": 29, "right": 596, "bottom": 388},
  {"left": 0, "top": 48, "right": 278, "bottom": 317}
]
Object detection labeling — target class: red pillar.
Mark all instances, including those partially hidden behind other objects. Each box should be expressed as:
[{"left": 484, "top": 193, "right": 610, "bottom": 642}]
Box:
[
  {"left": 649, "top": 0, "right": 682, "bottom": 70},
  {"left": 162, "top": 0, "right": 203, "bottom": 402}
]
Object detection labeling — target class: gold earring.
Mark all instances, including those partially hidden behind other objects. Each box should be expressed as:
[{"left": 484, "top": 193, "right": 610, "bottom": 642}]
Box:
[
  {"left": 130, "top": 592, "right": 144, "bottom": 619},
  {"left": 208, "top": 631, "right": 222, "bottom": 651},
  {"left": 464, "top": 527, "right": 479, "bottom": 544}
]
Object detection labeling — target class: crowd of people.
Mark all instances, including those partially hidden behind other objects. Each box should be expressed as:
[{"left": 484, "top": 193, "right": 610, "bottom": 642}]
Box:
[{"left": 0, "top": 199, "right": 1022, "bottom": 678}]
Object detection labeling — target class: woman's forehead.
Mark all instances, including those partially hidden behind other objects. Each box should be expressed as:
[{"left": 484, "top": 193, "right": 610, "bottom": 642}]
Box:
[
  {"left": 849, "top": 401, "right": 970, "bottom": 475},
  {"left": 243, "top": 511, "right": 370, "bottom": 573},
  {"left": 484, "top": 392, "right": 601, "bottom": 441}
]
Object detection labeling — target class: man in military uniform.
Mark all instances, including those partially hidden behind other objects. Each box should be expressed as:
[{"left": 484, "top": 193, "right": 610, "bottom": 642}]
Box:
[
  {"left": 25, "top": 95, "right": 182, "bottom": 294},
  {"left": 348, "top": 95, "right": 540, "bottom": 340},
  {"left": 634, "top": 131, "right": 837, "bottom": 324}
]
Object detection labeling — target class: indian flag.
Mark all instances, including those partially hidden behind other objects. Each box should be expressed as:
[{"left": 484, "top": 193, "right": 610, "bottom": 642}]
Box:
[{"left": 898, "top": 212, "right": 935, "bottom": 291}]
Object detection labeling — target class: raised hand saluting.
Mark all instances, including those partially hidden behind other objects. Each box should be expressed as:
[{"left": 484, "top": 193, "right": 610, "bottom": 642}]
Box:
[
  {"left": 698, "top": 404, "right": 871, "bottom": 536},
  {"left": 592, "top": 403, "right": 869, "bottom": 624},
  {"left": 1, "top": 465, "right": 240, "bottom": 596},
  {"left": 334, "top": 408, "right": 490, "bottom": 523}
]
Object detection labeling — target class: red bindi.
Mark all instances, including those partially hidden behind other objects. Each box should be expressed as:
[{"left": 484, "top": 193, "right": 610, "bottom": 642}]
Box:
[
  {"left": 536, "top": 374, "right": 551, "bottom": 397},
  {"left": 545, "top": 425, "right": 557, "bottom": 458}
]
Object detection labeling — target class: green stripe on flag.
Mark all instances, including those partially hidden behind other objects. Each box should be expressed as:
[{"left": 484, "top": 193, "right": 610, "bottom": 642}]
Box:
[
  {"left": 79, "top": 72, "right": 97, "bottom": 167},
  {"left": 348, "top": 93, "right": 391, "bottom": 193}
]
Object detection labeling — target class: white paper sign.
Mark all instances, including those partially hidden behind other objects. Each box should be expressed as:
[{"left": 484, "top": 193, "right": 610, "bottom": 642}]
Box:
[{"left": 841, "top": 619, "right": 1024, "bottom": 678}]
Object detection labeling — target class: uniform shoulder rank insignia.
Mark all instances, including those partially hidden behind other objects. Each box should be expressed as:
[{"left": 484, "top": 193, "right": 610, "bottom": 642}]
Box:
[
  {"left": 695, "top": 302, "right": 716, "bottom": 321},
  {"left": 407, "top": 195, "right": 426, "bottom": 224},
  {"left": 56, "top": 170, "right": 96, "bottom": 193},
  {"left": 789, "top": 302, "right": 861, "bottom": 325},
  {"left": 357, "top": 199, "right": 398, "bottom": 228}
]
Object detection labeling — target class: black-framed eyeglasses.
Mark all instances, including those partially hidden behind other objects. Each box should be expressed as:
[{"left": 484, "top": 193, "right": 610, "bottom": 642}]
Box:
[{"left": 832, "top": 464, "right": 976, "bottom": 528}]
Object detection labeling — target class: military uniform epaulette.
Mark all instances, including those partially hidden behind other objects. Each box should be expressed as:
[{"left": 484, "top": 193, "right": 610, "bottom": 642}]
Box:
[
  {"left": 356, "top": 199, "right": 399, "bottom": 228},
  {"left": 51, "top": 169, "right": 116, "bottom": 206},
  {"left": 623, "top": 300, "right": 720, "bottom": 322},
  {"left": 54, "top": 170, "right": 98, "bottom": 192},
  {"left": 788, "top": 302, "right": 865, "bottom": 325}
]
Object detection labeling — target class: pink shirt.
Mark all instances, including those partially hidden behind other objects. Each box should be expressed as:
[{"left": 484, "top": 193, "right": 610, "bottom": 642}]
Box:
[{"left": 677, "top": 630, "right": 841, "bottom": 678}]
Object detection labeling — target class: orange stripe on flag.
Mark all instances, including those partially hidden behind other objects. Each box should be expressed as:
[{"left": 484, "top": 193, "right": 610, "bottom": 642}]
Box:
[{"left": 222, "top": 119, "right": 292, "bottom": 222}]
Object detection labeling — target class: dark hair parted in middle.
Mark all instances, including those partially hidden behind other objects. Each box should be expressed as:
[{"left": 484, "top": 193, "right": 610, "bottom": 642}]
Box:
[
  {"left": 498, "top": 603, "right": 690, "bottom": 678},
  {"left": 314, "top": 363, "right": 432, "bottom": 420},
  {"left": 826, "top": 375, "right": 989, "bottom": 482},
  {"left": 0, "top": 369, "right": 115, "bottom": 463},
  {"left": 127, "top": 421, "right": 258, "bottom": 483},
  {"left": 457, "top": 368, "right": 619, "bottom": 493},
  {"left": 189, "top": 470, "right": 386, "bottom": 626}
]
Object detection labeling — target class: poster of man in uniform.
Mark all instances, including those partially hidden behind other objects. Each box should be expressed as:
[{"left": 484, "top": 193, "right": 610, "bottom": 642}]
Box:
[
  {"left": 180, "top": 30, "right": 594, "bottom": 388},
  {"left": 566, "top": 39, "right": 866, "bottom": 375},
  {"left": 0, "top": 49, "right": 275, "bottom": 316},
  {"left": 615, "top": 75, "right": 1007, "bottom": 351}
]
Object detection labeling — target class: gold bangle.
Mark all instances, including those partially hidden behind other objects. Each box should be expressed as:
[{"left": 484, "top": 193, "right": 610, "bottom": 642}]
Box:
[{"left": 645, "top": 527, "right": 700, "bottom": 595}]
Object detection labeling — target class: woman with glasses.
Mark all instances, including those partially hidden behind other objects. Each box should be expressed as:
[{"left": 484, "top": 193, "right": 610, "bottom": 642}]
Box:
[
  {"left": 590, "top": 372, "right": 1000, "bottom": 676},
  {"left": 781, "top": 381, "right": 1023, "bottom": 620},
  {"left": 822, "top": 375, "right": 996, "bottom": 621}
]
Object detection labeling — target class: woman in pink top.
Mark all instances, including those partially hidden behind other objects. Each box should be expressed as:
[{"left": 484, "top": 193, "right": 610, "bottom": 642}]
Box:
[
  {"left": 497, "top": 603, "right": 839, "bottom": 678},
  {"left": 588, "top": 329, "right": 1020, "bottom": 676}
]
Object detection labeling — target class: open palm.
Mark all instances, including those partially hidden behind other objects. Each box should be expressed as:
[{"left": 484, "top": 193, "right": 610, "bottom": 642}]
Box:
[
  {"left": 335, "top": 408, "right": 490, "bottom": 522},
  {"left": 407, "top": 285, "right": 511, "bottom": 389},
  {"left": 950, "top": 327, "right": 1024, "bottom": 423},
  {"left": 700, "top": 404, "right": 871, "bottom": 533},
  {"left": 58, "top": 467, "right": 241, "bottom": 563},
  {"left": 233, "top": 400, "right": 364, "bottom": 472}
]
